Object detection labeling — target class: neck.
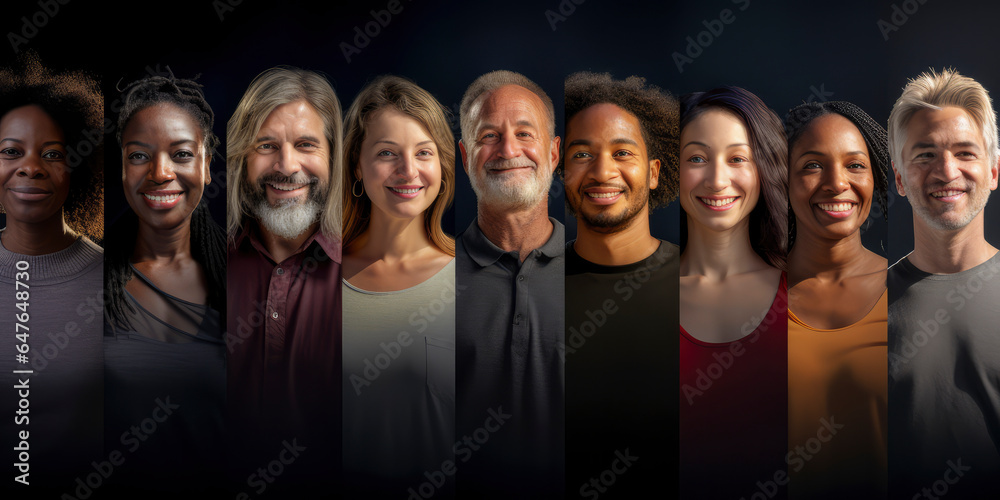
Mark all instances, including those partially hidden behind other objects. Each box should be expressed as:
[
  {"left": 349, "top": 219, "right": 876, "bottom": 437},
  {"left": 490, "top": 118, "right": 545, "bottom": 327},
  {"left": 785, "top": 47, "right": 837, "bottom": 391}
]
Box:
[
  {"left": 573, "top": 208, "right": 658, "bottom": 266},
  {"left": 788, "top": 227, "right": 868, "bottom": 284},
  {"left": 681, "top": 216, "right": 762, "bottom": 278},
  {"left": 133, "top": 218, "right": 193, "bottom": 263},
  {"left": 348, "top": 211, "right": 432, "bottom": 260},
  {"left": 908, "top": 214, "right": 997, "bottom": 273},
  {"left": 1, "top": 212, "right": 76, "bottom": 255},
  {"left": 257, "top": 221, "right": 318, "bottom": 263},
  {"left": 477, "top": 201, "right": 553, "bottom": 262}
]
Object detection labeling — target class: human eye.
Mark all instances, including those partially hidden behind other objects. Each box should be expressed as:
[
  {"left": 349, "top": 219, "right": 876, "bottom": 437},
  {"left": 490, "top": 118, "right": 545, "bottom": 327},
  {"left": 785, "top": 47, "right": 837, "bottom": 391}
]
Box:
[
  {"left": 729, "top": 155, "right": 749, "bottom": 164},
  {"left": 377, "top": 149, "right": 397, "bottom": 158},
  {"left": 613, "top": 149, "right": 635, "bottom": 158},
  {"left": 572, "top": 151, "right": 593, "bottom": 159},
  {"left": 479, "top": 132, "right": 499, "bottom": 144},
  {"left": 516, "top": 131, "right": 534, "bottom": 139},
  {"left": 802, "top": 161, "right": 821, "bottom": 170},
  {"left": 686, "top": 155, "right": 706, "bottom": 164},
  {"left": 847, "top": 161, "right": 867, "bottom": 170},
  {"left": 416, "top": 149, "right": 435, "bottom": 157},
  {"left": 255, "top": 143, "right": 277, "bottom": 153},
  {"left": 41, "top": 149, "right": 66, "bottom": 160},
  {"left": 173, "top": 150, "right": 195, "bottom": 160},
  {"left": 1, "top": 147, "right": 23, "bottom": 158},
  {"left": 127, "top": 151, "right": 150, "bottom": 163}
]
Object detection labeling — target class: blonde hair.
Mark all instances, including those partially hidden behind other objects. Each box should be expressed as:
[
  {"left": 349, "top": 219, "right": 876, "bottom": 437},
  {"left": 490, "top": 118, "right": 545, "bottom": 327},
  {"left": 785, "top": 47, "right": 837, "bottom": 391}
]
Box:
[
  {"left": 888, "top": 68, "right": 999, "bottom": 177},
  {"left": 226, "top": 66, "right": 344, "bottom": 241},
  {"left": 342, "top": 75, "right": 455, "bottom": 256}
]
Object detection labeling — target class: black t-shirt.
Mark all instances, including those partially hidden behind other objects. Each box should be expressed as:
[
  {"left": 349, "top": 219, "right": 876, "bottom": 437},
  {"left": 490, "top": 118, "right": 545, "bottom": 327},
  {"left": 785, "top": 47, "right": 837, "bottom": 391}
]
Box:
[{"left": 565, "top": 240, "right": 679, "bottom": 498}]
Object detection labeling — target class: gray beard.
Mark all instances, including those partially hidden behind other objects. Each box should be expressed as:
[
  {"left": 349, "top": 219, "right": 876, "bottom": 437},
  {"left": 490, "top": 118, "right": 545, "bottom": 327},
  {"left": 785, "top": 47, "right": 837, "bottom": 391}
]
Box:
[{"left": 252, "top": 197, "right": 322, "bottom": 240}]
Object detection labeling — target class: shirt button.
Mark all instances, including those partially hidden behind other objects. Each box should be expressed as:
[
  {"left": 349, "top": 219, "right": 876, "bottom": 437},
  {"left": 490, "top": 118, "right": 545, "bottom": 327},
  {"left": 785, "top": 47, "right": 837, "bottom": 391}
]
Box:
[
  {"left": 514, "top": 313, "right": 522, "bottom": 325},
  {"left": 276, "top": 268, "right": 284, "bottom": 275},
  {"left": 271, "top": 312, "right": 279, "bottom": 319},
  {"left": 518, "top": 275, "right": 525, "bottom": 282}
]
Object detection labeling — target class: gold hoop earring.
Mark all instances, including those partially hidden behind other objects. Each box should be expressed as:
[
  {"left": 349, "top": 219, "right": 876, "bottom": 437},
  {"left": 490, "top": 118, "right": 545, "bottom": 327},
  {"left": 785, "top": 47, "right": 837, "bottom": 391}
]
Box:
[{"left": 352, "top": 179, "right": 365, "bottom": 198}]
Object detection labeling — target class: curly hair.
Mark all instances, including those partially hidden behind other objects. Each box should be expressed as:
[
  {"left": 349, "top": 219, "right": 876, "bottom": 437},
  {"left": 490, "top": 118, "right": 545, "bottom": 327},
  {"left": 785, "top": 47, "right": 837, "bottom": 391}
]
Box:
[
  {"left": 785, "top": 101, "right": 889, "bottom": 249},
  {"left": 0, "top": 51, "right": 104, "bottom": 241},
  {"left": 105, "top": 72, "right": 226, "bottom": 332},
  {"left": 562, "top": 72, "right": 680, "bottom": 209},
  {"left": 680, "top": 86, "right": 789, "bottom": 270}
]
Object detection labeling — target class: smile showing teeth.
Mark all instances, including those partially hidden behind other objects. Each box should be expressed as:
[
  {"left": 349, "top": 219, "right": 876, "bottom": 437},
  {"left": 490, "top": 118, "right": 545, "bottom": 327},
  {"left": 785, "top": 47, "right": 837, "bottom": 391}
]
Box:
[
  {"left": 700, "top": 197, "right": 736, "bottom": 207},
  {"left": 817, "top": 202, "right": 854, "bottom": 212},
  {"left": 143, "top": 193, "right": 181, "bottom": 202},
  {"left": 931, "top": 190, "right": 963, "bottom": 198},
  {"left": 269, "top": 182, "right": 306, "bottom": 191},
  {"left": 389, "top": 187, "right": 422, "bottom": 194},
  {"left": 586, "top": 191, "right": 622, "bottom": 199}
]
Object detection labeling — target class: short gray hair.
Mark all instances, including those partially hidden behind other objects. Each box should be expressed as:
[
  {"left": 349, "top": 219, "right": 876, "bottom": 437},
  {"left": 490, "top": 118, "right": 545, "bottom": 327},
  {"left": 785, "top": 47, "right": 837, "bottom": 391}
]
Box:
[
  {"left": 888, "top": 68, "right": 998, "bottom": 176},
  {"left": 459, "top": 70, "right": 555, "bottom": 146}
]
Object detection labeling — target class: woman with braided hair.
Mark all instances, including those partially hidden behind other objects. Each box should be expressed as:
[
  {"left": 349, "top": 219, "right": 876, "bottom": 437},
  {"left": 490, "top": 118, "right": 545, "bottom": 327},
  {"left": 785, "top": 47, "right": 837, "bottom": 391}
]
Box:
[
  {"left": 784, "top": 101, "right": 889, "bottom": 499},
  {"left": 103, "top": 71, "right": 227, "bottom": 496}
]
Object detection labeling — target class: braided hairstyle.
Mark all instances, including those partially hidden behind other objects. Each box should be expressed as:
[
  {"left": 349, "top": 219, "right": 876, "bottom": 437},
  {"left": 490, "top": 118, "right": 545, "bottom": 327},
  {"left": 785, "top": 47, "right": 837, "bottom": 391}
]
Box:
[
  {"left": 0, "top": 51, "right": 104, "bottom": 241},
  {"left": 105, "top": 70, "right": 227, "bottom": 332},
  {"left": 785, "top": 101, "right": 889, "bottom": 249}
]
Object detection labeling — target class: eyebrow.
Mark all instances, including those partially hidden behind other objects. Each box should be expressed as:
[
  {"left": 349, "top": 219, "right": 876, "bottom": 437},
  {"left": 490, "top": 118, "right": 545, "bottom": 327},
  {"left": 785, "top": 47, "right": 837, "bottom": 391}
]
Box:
[
  {"left": 682, "top": 141, "right": 748, "bottom": 149},
  {"left": 798, "top": 149, "right": 869, "bottom": 158},
  {"left": 374, "top": 139, "right": 435, "bottom": 147},
  {"left": 568, "top": 137, "right": 640, "bottom": 147},
  {"left": 478, "top": 120, "right": 537, "bottom": 133},
  {"left": 0, "top": 138, "right": 23, "bottom": 144},
  {"left": 908, "top": 140, "right": 982, "bottom": 150},
  {"left": 124, "top": 140, "right": 152, "bottom": 148}
]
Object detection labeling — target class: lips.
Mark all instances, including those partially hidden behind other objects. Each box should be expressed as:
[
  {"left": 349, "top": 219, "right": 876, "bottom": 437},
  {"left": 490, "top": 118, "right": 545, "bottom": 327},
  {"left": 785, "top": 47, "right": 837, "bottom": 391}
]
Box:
[
  {"left": 268, "top": 181, "right": 309, "bottom": 192},
  {"left": 697, "top": 196, "right": 739, "bottom": 211},
  {"left": 140, "top": 190, "right": 183, "bottom": 209},
  {"left": 929, "top": 189, "right": 965, "bottom": 202},
  {"left": 388, "top": 185, "right": 424, "bottom": 199},
  {"left": 8, "top": 185, "right": 53, "bottom": 201}
]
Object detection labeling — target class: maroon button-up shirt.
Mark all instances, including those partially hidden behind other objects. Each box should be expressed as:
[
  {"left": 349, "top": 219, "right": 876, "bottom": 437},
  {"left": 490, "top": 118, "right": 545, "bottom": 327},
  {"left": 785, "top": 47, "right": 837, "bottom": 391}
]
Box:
[{"left": 227, "top": 223, "right": 341, "bottom": 454}]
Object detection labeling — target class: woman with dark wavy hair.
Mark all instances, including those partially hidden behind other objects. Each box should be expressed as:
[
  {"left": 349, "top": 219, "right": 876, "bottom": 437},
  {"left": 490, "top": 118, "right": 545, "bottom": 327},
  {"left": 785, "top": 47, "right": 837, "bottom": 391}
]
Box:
[
  {"left": 785, "top": 101, "right": 888, "bottom": 499},
  {"left": 678, "top": 87, "right": 788, "bottom": 499},
  {"left": 103, "top": 71, "right": 227, "bottom": 496},
  {"left": 0, "top": 52, "right": 104, "bottom": 493}
]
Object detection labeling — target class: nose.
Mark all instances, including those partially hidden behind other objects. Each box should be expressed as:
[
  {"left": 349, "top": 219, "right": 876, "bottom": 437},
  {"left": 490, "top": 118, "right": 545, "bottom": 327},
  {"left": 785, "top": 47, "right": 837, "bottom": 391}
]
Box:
[
  {"left": 397, "top": 154, "right": 418, "bottom": 180},
  {"left": 273, "top": 145, "right": 302, "bottom": 177},
  {"left": 588, "top": 151, "right": 619, "bottom": 183},
  {"left": 704, "top": 160, "right": 731, "bottom": 191},
  {"left": 15, "top": 155, "right": 48, "bottom": 179},
  {"left": 498, "top": 133, "right": 521, "bottom": 160},
  {"left": 932, "top": 151, "right": 962, "bottom": 183},
  {"left": 149, "top": 153, "right": 176, "bottom": 183},
  {"left": 822, "top": 164, "right": 850, "bottom": 194}
]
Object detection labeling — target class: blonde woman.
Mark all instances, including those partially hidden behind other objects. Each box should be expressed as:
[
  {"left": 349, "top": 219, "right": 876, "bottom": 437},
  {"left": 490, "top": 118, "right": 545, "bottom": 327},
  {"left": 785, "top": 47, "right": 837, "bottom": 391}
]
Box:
[{"left": 341, "top": 75, "right": 456, "bottom": 497}]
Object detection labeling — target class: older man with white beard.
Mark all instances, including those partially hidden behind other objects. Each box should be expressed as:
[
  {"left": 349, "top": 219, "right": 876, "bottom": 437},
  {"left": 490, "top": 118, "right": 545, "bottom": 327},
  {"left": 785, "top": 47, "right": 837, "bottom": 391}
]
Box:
[{"left": 454, "top": 70, "right": 564, "bottom": 499}]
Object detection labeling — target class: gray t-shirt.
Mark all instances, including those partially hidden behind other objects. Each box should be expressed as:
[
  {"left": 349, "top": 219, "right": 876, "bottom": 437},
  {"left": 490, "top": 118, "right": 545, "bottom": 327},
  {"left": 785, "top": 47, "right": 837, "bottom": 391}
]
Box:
[
  {"left": 0, "top": 236, "right": 103, "bottom": 495},
  {"left": 342, "top": 259, "right": 456, "bottom": 496},
  {"left": 888, "top": 251, "right": 1000, "bottom": 496}
]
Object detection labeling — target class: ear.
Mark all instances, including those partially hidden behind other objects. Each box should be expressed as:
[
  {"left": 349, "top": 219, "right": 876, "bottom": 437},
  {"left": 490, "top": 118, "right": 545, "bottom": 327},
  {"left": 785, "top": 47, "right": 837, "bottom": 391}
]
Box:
[
  {"left": 459, "top": 140, "right": 470, "bottom": 174},
  {"left": 204, "top": 154, "right": 212, "bottom": 185},
  {"left": 549, "top": 135, "right": 561, "bottom": 173},
  {"left": 354, "top": 165, "right": 362, "bottom": 182},
  {"left": 990, "top": 154, "right": 999, "bottom": 191},
  {"left": 649, "top": 159, "right": 661, "bottom": 190},
  {"left": 892, "top": 161, "right": 906, "bottom": 197}
]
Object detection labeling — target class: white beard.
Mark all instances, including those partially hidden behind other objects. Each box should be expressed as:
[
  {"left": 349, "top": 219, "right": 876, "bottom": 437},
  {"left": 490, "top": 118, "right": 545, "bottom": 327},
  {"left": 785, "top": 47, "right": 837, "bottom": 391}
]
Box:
[{"left": 253, "top": 197, "right": 322, "bottom": 239}]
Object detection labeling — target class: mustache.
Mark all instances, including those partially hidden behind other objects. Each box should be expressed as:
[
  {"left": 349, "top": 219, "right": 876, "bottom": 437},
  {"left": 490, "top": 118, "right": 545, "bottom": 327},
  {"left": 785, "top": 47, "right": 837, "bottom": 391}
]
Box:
[
  {"left": 256, "top": 172, "right": 320, "bottom": 187},
  {"left": 580, "top": 181, "right": 627, "bottom": 192},
  {"left": 483, "top": 157, "right": 537, "bottom": 171}
]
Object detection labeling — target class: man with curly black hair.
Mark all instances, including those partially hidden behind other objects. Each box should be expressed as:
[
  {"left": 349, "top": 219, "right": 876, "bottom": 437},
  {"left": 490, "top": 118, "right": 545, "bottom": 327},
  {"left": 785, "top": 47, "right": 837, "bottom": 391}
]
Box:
[{"left": 562, "top": 71, "right": 679, "bottom": 497}]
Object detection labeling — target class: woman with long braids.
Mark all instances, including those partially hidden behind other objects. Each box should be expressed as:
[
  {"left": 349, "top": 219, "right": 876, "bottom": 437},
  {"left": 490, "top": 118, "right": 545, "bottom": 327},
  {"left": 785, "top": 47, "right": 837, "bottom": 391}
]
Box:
[
  {"left": 340, "top": 75, "right": 455, "bottom": 496},
  {"left": 0, "top": 52, "right": 104, "bottom": 494},
  {"left": 785, "top": 101, "right": 888, "bottom": 499},
  {"left": 677, "top": 87, "right": 788, "bottom": 499},
  {"left": 103, "top": 72, "right": 227, "bottom": 495}
]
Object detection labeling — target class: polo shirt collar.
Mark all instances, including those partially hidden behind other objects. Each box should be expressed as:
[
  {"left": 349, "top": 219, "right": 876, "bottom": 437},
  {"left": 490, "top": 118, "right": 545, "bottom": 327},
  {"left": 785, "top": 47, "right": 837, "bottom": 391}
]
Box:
[{"left": 462, "top": 216, "right": 564, "bottom": 267}]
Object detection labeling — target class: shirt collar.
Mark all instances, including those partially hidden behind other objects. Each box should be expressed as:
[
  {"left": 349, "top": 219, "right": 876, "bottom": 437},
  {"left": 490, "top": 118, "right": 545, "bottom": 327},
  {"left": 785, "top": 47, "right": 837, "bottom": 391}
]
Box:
[
  {"left": 461, "top": 216, "right": 564, "bottom": 267},
  {"left": 233, "top": 220, "right": 342, "bottom": 265}
]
